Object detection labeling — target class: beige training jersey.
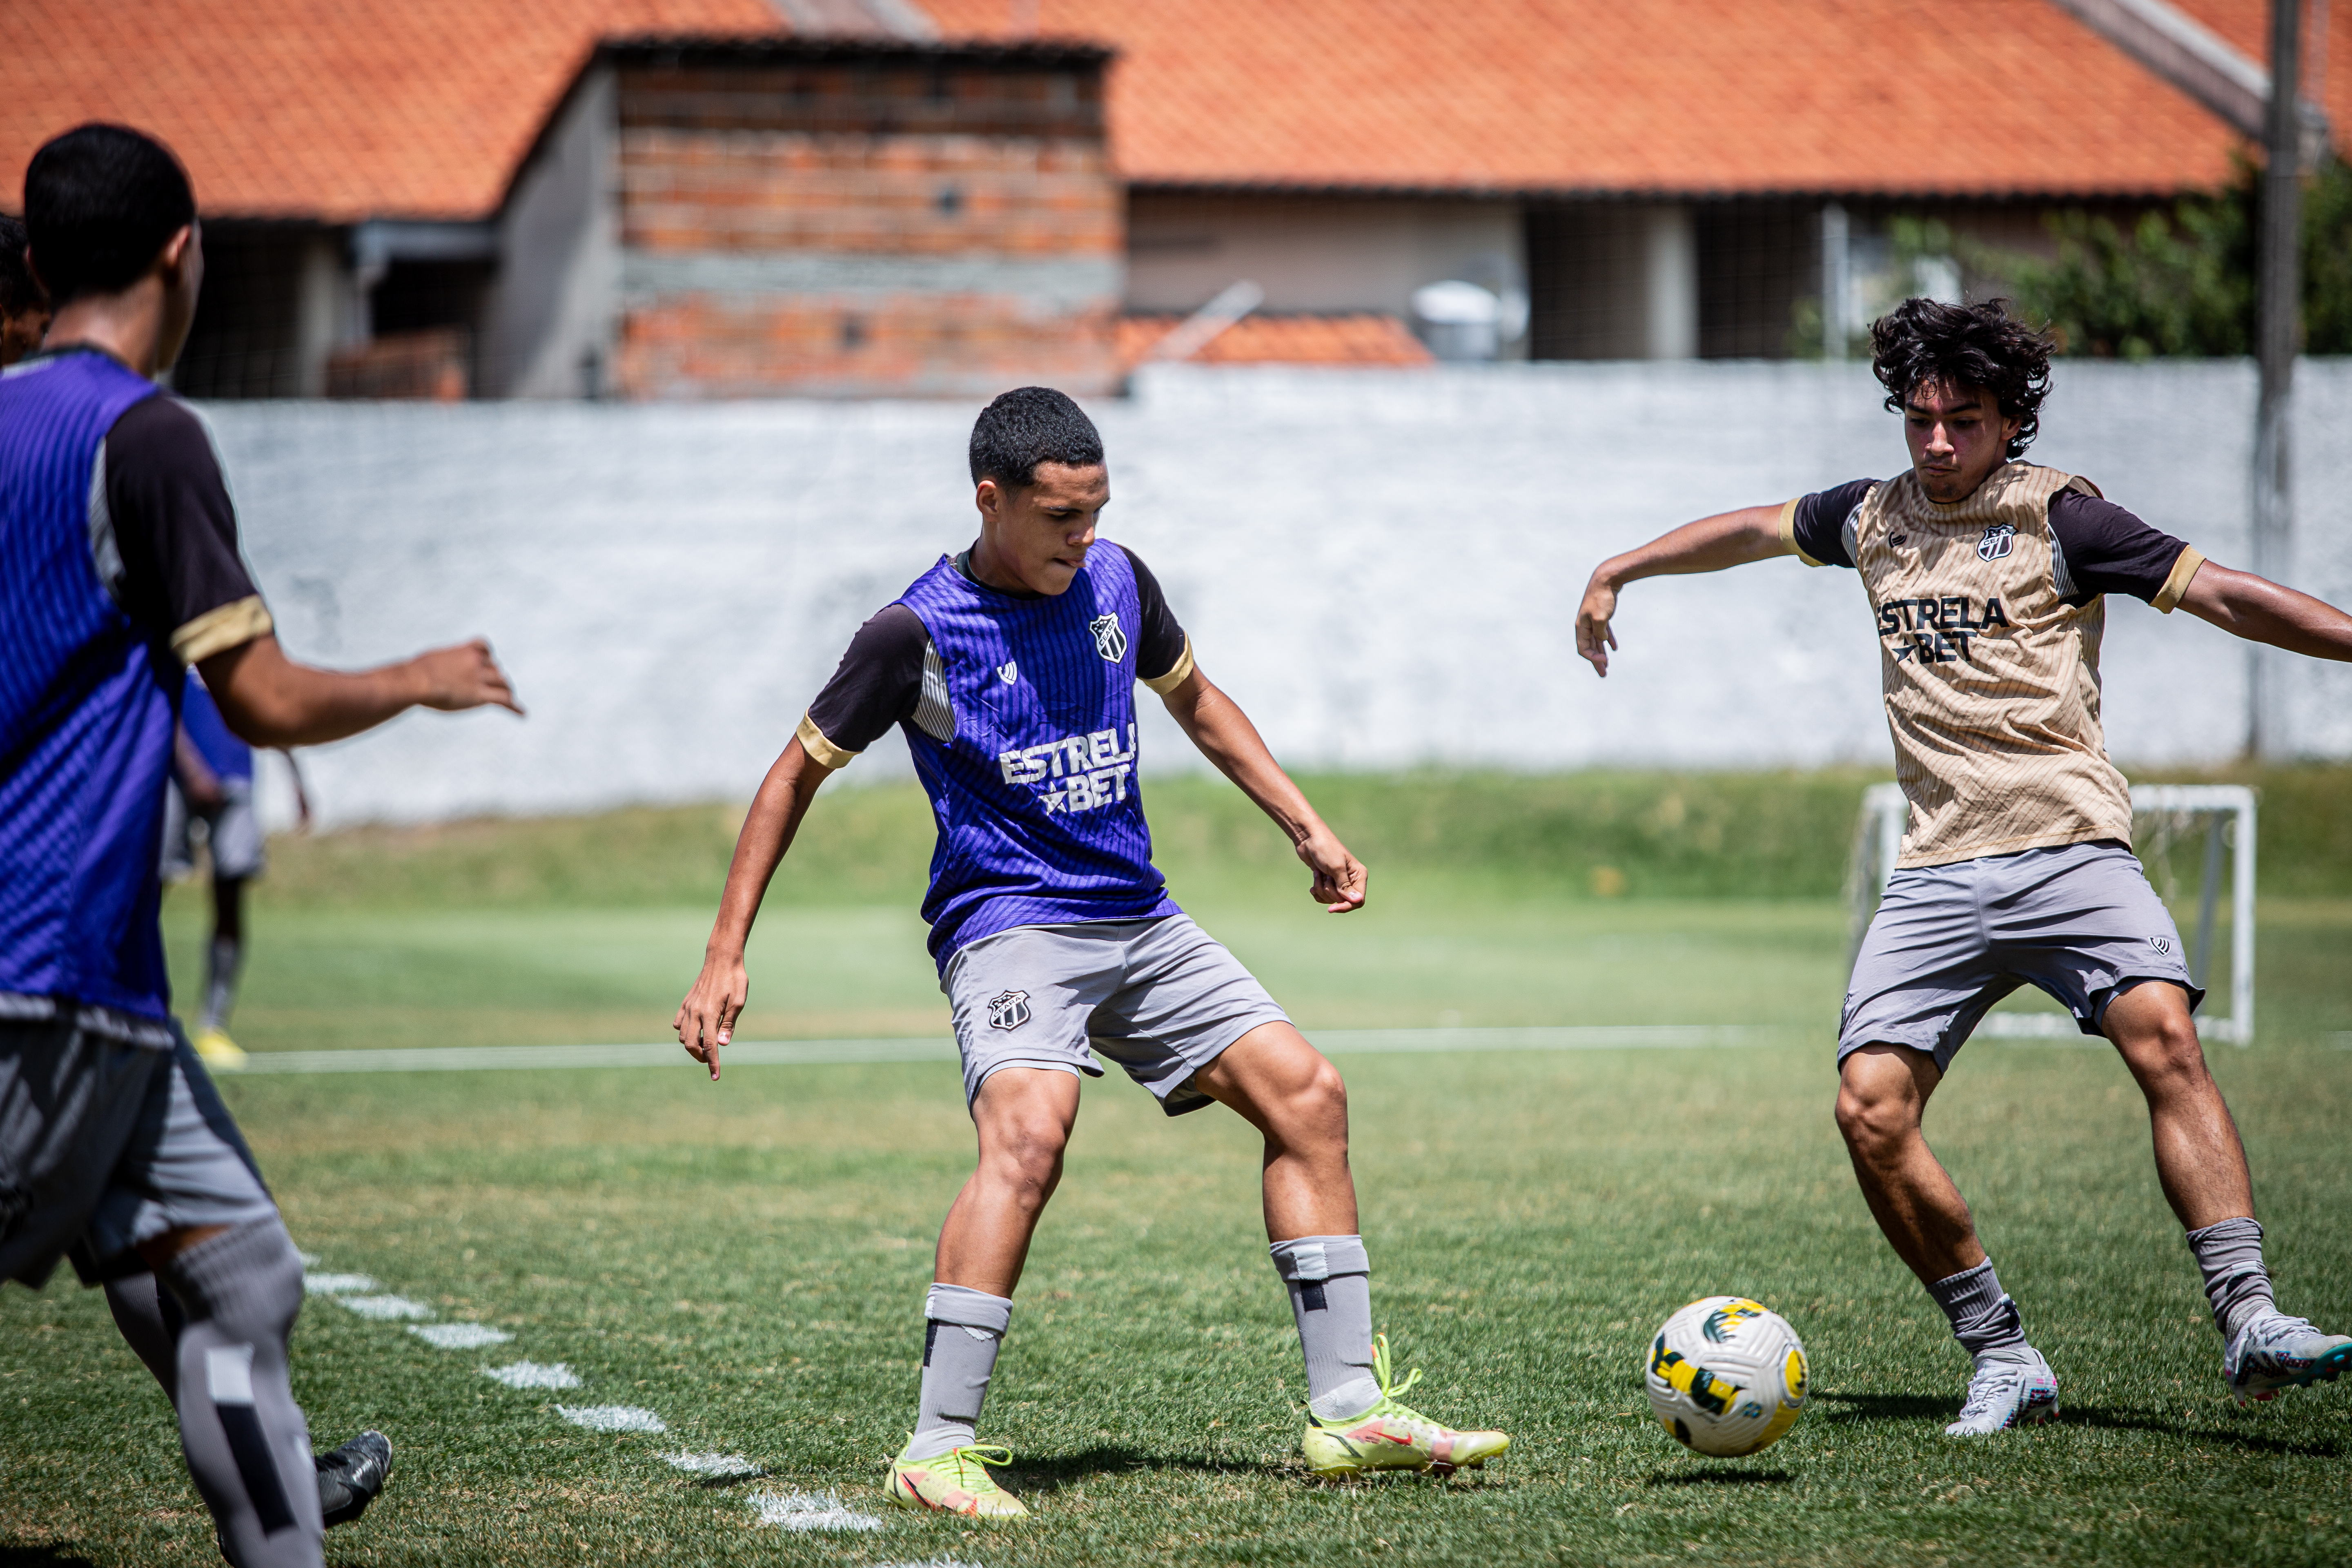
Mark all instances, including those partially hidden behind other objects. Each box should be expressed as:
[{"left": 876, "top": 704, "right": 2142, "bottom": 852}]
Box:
[{"left": 1779, "top": 462, "right": 2204, "bottom": 869}]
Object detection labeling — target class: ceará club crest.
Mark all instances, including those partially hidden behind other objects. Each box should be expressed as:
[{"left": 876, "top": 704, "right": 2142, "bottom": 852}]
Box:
[
  {"left": 1089, "top": 612, "right": 1127, "bottom": 663},
  {"left": 1978, "top": 523, "right": 2016, "bottom": 562}
]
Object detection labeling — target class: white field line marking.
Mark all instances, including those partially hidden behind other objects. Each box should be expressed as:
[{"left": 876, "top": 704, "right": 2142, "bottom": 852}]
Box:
[
  {"left": 871, "top": 1560, "right": 987, "bottom": 1568},
  {"left": 485, "top": 1361, "right": 581, "bottom": 1389},
  {"left": 410, "top": 1322, "right": 513, "bottom": 1349},
  {"left": 748, "top": 1490, "right": 885, "bottom": 1532},
  {"left": 226, "top": 1026, "right": 1783, "bottom": 1074},
  {"left": 296, "top": 1250, "right": 322, "bottom": 1266},
  {"left": 2326, "top": 1033, "right": 2352, "bottom": 1050},
  {"left": 559, "top": 1405, "right": 666, "bottom": 1433},
  {"left": 663, "top": 1451, "right": 763, "bottom": 1478},
  {"left": 303, "top": 1272, "right": 376, "bottom": 1294},
  {"left": 339, "top": 1294, "right": 433, "bottom": 1321}
]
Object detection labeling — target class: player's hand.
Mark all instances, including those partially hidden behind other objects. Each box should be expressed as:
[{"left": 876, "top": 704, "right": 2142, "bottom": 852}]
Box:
[
  {"left": 674, "top": 954, "right": 748, "bottom": 1081},
  {"left": 409, "top": 639, "right": 525, "bottom": 716},
  {"left": 1295, "top": 828, "right": 1367, "bottom": 913},
  {"left": 1575, "top": 574, "right": 1619, "bottom": 677}
]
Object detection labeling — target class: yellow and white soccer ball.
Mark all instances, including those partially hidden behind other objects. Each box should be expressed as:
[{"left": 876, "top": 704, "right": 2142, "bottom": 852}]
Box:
[{"left": 1644, "top": 1296, "right": 1809, "bottom": 1457}]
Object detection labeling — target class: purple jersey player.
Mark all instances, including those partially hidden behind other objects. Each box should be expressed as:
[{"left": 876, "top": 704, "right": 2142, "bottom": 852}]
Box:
[{"left": 674, "top": 388, "right": 1508, "bottom": 1517}]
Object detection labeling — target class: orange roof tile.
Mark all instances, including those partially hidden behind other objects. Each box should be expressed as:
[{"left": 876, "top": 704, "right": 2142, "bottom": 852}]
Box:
[
  {"left": 1117, "top": 311, "right": 1433, "bottom": 368},
  {"left": 2172, "top": 0, "right": 2352, "bottom": 151},
  {"left": 0, "top": 0, "right": 781, "bottom": 221},
  {"left": 923, "top": 0, "right": 2294, "bottom": 196}
]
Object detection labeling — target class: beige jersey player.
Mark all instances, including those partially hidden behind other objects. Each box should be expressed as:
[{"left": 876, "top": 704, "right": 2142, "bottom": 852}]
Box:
[{"left": 1576, "top": 298, "right": 2352, "bottom": 1435}]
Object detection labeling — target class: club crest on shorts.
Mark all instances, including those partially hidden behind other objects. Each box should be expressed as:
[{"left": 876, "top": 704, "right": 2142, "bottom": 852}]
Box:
[
  {"left": 1978, "top": 523, "right": 2016, "bottom": 562},
  {"left": 1088, "top": 612, "right": 1127, "bottom": 664},
  {"left": 986, "top": 989, "right": 1032, "bottom": 1031}
]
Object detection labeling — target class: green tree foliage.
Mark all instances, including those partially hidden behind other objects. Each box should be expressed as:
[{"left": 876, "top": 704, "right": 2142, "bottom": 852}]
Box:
[{"left": 1999, "top": 157, "right": 2352, "bottom": 358}]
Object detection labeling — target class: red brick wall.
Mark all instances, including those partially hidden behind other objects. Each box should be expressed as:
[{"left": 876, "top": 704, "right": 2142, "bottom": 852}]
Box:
[{"left": 612, "top": 53, "right": 1120, "bottom": 399}]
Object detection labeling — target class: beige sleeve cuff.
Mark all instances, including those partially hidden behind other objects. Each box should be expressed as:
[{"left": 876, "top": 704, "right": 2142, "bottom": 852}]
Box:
[
  {"left": 1140, "top": 635, "right": 1197, "bottom": 695},
  {"left": 1777, "top": 498, "right": 1822, "bottom": 567},
  {"left": 2153, "top": 546, "right": 2206, "bottom": 614},
  {"left": 171, "top": 595, "right": 273, "bottom": 665},
  {"left": 794, "top": 712, "right": 858, "bottom": 769}
]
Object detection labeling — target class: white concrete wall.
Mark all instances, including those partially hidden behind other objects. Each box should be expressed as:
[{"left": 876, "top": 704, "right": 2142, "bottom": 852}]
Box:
[{"left": 202, "top": 359, "right": 2352, "bottom": 830}]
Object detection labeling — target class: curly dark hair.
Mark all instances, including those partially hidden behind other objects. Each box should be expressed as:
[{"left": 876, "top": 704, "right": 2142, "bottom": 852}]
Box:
[{"left": 1869, "top": 298, "right": 2054, "bottom": 460}]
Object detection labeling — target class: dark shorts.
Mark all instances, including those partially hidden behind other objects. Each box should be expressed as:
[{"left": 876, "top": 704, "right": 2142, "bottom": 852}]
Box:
[
  {"left": 0, "top": 1015, "right": 276, "bottom": 1289},
  {"left": 1840, "top": 840, "right": 2203, "bottom": 1073}
]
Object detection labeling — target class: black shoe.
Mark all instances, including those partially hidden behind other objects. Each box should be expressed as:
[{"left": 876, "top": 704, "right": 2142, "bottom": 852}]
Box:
[{"left": 316, "top": 1430, "right": 393, "bottom": 1527}]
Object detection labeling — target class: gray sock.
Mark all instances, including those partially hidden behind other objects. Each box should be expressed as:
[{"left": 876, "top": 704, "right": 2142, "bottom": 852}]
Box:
[
  {"left": 1270, "top": 1234, "right": 1380, "bottom": 1419},
  {"left": 160, "top": 1218, "right": 324, "bottom": 1568},
  {"left": 904, "top": 1283, "right": 1011, "bottom": 1462},
  {"left": 1927, "top": 1259, "right": 2031, "bottom": 1362},
  {"left": 203, "top": 935, "right": 243, "bottom": 1034},
  {"left": 105, "top": 1270, "right": 184, "bottom": 1403},
  {"left": 2185, "top": 1217, "right": 2277, "bottom": 1345}
]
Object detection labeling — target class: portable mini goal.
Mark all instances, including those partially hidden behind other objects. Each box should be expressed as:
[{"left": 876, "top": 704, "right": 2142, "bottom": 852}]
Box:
[{"left": 1846, "top": 782, "right": 2256, "bottom": 1045}]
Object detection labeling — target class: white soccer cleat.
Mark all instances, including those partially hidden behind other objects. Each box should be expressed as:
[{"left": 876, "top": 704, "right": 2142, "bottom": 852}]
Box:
[
  {"left": 2224, "top": 1313, "right": 2352, "bottom": 1406},
  {"left": 1944, "top": 1349, "right": 2058, "bottom": 1436}
]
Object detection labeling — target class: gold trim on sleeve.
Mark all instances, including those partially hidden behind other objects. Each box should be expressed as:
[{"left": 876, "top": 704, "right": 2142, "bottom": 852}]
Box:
[
  {"left": 170, "top": 595, "right": 273, "bottom": 665},
  {"left": 2064, "top": 474, "right": 2105, "bottom": 500},
  {"left": 2153, "top": 546, "right": 2206, "bottom": 614},
  {"left": 1777, "top": 498, "right": 1822, "bottom": 567},
  {"left": 795, "top": 712, "right": 858, "bottom": 769},
  {"left": 1141, "top": 635, "right": 1196, "bottom": 695}
]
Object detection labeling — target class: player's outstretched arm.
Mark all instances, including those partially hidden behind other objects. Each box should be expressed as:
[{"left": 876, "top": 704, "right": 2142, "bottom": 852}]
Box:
[
  {"left": 1158, "top": 667, "right": 1366, "bottom": 914},
  {"left": 2178, "top": 561, "right": 2352, "bottom": 662},
  {"left": 1575, "top": 505, "right": 1788, "bottom": 677},
  {"left": 674, "top": 737, "right": 840, "bottom": 1078},
  {"left": 198, "top": 633, "right": 522, "bottom": 747}
]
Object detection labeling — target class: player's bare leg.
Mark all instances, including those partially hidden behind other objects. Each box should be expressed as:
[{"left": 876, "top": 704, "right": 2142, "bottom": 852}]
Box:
[
  {"left": 2101, "top": 980, "right": 2352, "bottom": 1402},
  {"left": 1834, "top": 1045, "right": 1981, "bottom": 1284},
  {"left": 1196, "top": 1021, "right": 1507, "bottom": 1477},
  {"left": 2100, "top": 981, "right": 2252, "bottom": 1228},
  {"left": 1837, "top": 1045, "right": 2054, "bottom": 1434},
  {"left": 1190, "top": 1020, "right": 1356, "bottom": 1241},
  {"left": 934, "top": 1069, "right": 1082, "bottom": 1298}
]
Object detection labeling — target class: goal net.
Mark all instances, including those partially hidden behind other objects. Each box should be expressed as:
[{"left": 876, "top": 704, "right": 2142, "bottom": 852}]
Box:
[{"left": 1844, "top": 783, "right": 2256, "bottom": 1045}]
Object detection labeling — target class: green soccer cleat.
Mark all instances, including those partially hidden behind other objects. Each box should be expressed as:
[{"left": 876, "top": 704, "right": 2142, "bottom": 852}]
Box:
[
  {"left": 885, "top": 1440, "right": 1029, "bottom": 1519},
  {"left": 1300, "top": 1334, "right": 1510, "bottom": 1479}
]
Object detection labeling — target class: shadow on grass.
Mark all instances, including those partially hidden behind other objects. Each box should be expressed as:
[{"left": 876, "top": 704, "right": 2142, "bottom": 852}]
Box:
[
  {"left": 0, "top": 1547, "right": 105, "bottom": 1568},
  {"left": 1646, "top": 1468, "right": 1792, "bottom": 1487},
  {"left": 1812, "top": 1391, "right": 2337, "bottom": 1457},
  {"left": 1004, "top": 1445, "right": 1297, "bottom": 1495}
]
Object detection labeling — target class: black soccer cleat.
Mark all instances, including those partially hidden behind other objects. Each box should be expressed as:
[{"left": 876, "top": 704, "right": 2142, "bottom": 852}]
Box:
[{"left": 316, "top": 1430, "right": 393, "bottom": 1527}]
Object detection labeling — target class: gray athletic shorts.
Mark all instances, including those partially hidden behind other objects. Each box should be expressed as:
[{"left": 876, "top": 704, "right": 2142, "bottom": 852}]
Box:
[
  {"left": 942, "top": 913, "right": 1290, "bottom": 1117},
  {"left": 0, "top": 1014, "right": 278, "bottom": 1289},
  {"left": 1840, "top": 839, "right": 2203, "bottom": 1072},
  {"left": 162, "top": 776, "right": 267, "bottom": 882}
]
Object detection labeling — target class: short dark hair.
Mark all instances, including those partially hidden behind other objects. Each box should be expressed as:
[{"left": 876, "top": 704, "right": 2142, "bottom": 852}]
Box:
[
  {"left": 0, "top": 213, "right": 45, "bottom": 317},
  {"left": 969, "top": 385, "right": 1104, "bottom": 488},
  {"left": 23, "top": 124, "right": 197, "bottom": 305},
  {"left": 1870, "top": 298, "right": 2054, "bottom": 461}
]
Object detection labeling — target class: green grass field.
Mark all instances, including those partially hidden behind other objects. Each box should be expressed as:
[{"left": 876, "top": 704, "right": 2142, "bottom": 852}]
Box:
[{"left": 5, "top": 771, "right": 2351, "bottom": 1566}]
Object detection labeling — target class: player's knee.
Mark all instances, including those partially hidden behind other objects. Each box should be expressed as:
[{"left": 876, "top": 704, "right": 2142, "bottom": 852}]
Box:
[
  {"left": 157, "top": 1216, "right": 303, "bottom": 1346},
  {"left": 1834, "top": 1080, "right": 1913, "bottom": 1160},
  {"left": 981, "top": 1112, "right": 1069, "bottom": 1202}
]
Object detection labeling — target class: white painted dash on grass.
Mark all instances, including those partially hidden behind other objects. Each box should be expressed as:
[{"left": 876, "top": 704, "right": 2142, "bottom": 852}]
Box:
[
  {"left": 663, "top": 1451, "right": 762, "bottom": 1478},
  {"left": 748, "top": 1490, "right": 884, "bottom": 1532},
  {"left": 872, "top": 1560, "right": 986, "bottom": 1568},
  {"left": 303, "top": 1272, "right": 376, "bottom": 1295},
  {"left": 409, "top": 1322, "right": 512, "bottom": 1349},
  {"left": 485, "top": 1361, "right": 580, "bottom": 1389},
  {"left": 558, "top": 1405, "right": 666, "bottom": 1433},
  {"left": 296, "top": 1250, "right": 322, "bottom": 1266},
  {"left": 339, "top": 1294, "right": 433, "bottom": 1321}
]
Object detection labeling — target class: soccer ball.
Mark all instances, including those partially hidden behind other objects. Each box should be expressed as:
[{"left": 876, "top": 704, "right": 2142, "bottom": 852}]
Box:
[{"left": 1644, "top": 1296, "right": 1809, "bottom": 1457}]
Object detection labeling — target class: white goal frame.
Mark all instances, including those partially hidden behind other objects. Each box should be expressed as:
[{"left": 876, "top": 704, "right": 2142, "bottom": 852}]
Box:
[{"left": 1847, "top": 782, "right": 2256, "bottom": 1045}]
